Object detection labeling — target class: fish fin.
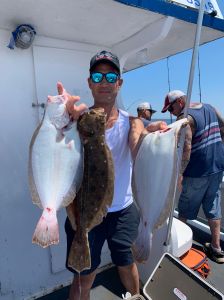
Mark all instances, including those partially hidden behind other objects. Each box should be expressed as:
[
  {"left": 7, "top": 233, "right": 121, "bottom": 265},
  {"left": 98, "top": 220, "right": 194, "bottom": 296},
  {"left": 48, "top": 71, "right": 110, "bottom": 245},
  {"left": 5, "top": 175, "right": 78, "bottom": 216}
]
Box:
[
  {"left": 132, "top": 219, "right": 152, "bottom": 263},
  {"left": 32, "top": 208, "right": 59, "bottom": 247},
  {"left": 66, "top": 202, "right": 77, "bottom": 230},
  {"left": 89, "top": 206, "right": 107, "bottom": 230},
  {"left": 68, "top": 230, "right": 91, "bottom": 273},
  {"left": 29, "top": 177, "right": 43, "bottom": 209},
  {"left": 28, "top": 123, "right": 44, "bottom": 210},
  {"left": 61, "top": 183, "right": 78, "bottom": 208}
]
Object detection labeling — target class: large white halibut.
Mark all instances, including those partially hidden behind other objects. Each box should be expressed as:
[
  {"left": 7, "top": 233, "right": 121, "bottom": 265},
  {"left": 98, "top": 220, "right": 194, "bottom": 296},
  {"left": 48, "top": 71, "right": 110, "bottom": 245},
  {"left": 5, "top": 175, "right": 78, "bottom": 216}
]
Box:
[
  {"left": 132, "top": 119, "right": 188, "bottom": 262},
  {"left": 29, "top": 95, "right": 83, "bottom": 247}
]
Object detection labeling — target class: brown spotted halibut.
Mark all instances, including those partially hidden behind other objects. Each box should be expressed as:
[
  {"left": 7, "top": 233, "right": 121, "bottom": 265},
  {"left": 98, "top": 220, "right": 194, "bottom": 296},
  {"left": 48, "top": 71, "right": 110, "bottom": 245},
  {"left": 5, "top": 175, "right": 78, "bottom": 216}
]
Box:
[{"left": 67, "top": 108, "right": 114, "bottom": 272}]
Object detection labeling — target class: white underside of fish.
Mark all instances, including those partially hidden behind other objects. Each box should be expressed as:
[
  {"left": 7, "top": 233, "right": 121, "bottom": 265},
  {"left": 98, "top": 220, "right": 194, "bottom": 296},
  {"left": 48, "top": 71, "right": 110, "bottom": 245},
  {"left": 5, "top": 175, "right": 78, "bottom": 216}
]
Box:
[
  {"left": 29, "top": 96, "right": 83, "bottom": 247},
  {"left": 132, "top": 118, "right": 188, "bottom": 262}
]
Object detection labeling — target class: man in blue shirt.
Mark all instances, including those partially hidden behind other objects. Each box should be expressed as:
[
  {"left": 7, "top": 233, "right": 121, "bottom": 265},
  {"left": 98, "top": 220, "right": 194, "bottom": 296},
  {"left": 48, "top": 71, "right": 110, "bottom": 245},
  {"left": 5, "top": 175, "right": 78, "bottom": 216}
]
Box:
[{"left": 162, "top": 90, "right": 224, "bottom": 264}]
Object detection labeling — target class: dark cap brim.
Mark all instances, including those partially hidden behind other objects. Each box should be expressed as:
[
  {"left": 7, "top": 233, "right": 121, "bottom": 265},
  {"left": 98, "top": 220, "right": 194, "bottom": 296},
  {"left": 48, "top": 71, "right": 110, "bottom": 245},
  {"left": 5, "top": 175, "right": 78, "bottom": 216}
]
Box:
[
  {"left": 161, "top": 104, "right": 171, "bottom": 113},
  {"left": 150, "top": 109, "right": 156, "bottom": 114}
]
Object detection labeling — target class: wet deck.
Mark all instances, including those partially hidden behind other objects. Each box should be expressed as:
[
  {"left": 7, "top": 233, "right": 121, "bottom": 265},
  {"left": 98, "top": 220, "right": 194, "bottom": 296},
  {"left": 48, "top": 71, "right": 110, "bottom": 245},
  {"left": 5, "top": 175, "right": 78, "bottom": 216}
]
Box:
[{"left": 39, "top": 225, "right": 224, "bottom": 300}]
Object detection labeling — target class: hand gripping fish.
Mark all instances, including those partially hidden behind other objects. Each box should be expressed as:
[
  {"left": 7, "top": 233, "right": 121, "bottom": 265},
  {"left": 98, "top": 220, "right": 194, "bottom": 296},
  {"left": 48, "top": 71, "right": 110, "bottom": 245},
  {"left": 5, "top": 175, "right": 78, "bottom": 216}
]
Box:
[
  {"left": 132, "top": 118, "right": 188, "bottom": 262},
  {"left": 67, "top": 108, "right": 114, "bottom": 272},
  {"left": 29, "top": 94, "right": 83, "bottom": 247}
]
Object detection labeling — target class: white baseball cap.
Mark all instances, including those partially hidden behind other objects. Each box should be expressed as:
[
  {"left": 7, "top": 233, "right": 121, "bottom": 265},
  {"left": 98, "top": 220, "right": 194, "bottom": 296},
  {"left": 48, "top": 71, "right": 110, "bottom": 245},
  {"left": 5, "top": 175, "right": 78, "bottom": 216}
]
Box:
[
  {"left": 161, "top": 90, "right": 186, "bottom": 113},
  {"left": 137, "top": 102, "right": 156, "bottom": 113}
]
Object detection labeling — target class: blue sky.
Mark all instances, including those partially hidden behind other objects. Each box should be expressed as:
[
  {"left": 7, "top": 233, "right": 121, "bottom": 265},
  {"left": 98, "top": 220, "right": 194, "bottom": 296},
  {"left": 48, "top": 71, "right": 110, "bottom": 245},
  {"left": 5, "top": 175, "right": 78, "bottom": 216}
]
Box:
[{"left": 121, "top": 0, "right": 224, "bottom": 119}]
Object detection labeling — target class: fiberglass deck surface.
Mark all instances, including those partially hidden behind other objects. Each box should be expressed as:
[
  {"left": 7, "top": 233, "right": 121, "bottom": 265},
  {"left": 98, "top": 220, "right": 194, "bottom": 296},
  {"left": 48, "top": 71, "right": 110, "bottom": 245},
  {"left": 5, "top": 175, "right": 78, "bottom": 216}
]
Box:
[{"left": 39, "top": 226, "right": 224, "bottom": 300}]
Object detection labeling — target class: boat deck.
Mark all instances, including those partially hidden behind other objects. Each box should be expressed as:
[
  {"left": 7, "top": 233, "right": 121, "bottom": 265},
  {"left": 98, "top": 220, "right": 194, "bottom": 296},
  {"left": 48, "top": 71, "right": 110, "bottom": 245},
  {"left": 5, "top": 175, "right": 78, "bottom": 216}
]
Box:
[
  {"left": 39, "top": 225, "right": 224, "bottom": 300},
  {"left": 191, "top": 225, "right": 224, "bottom": 295},
  {"left": 39, "top": 266, "right": 125, "bottom": 300}
]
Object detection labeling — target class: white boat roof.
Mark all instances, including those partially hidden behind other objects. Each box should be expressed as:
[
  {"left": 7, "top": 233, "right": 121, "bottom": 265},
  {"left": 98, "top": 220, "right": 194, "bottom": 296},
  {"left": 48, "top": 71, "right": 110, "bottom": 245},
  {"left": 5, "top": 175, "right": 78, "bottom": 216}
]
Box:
[{"left": 1, "top": 0, "right": 224, "bottom": 71}]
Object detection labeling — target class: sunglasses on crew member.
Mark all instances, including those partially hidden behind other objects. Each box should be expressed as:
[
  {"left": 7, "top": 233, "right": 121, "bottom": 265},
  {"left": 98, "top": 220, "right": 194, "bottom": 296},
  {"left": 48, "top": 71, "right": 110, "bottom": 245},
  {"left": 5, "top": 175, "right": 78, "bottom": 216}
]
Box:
[
  {"left": 90, "top": 72, "right": 120, "bottom": 84},
  {"left": 168, "top": 100, "right": 177, "bottom": 113}
]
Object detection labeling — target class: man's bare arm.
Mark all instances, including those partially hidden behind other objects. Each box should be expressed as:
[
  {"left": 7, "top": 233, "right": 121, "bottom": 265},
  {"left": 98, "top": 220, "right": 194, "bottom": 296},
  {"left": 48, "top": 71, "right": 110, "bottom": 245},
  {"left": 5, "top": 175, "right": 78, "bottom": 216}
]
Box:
[
  {"left": 180, "top": 124, "right": 192, "bottom": 174},
  {"left": 128, "top": 117, "right": 145, "bottom": 160},
  {"left": 214, "top": 108, "right": 224, "bottom": 142},
  {"left": 128, "top": 118, "right": 168, "bottom": 160},
  {"left": 177, "top": 114, "right": 194, "bottom": 174}
]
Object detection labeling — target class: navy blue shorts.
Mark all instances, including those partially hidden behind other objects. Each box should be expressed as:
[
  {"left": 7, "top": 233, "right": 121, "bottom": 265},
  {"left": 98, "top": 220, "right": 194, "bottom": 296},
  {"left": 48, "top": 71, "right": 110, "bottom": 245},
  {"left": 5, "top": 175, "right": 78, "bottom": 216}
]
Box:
[
  {"left": 178, "top": 172, "right": 223, "bottom": 220},
  {"left": 65, "top": 202, "right": 140, "bottom": 275}
]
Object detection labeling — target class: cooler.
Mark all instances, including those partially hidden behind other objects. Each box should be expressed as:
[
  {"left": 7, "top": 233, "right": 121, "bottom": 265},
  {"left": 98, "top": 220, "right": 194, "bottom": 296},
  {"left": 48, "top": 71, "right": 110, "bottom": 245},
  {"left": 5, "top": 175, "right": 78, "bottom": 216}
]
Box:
[{"left": 143, "top": 253, "right": 224, "bottom": 300}]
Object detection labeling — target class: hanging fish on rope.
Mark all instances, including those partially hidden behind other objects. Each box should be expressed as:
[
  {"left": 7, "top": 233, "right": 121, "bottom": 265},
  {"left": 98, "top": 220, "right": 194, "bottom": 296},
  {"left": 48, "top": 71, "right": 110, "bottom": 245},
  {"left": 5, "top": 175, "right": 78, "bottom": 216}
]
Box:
[{"left": 132, "top": 118, "right": 188, "bottom": 262}]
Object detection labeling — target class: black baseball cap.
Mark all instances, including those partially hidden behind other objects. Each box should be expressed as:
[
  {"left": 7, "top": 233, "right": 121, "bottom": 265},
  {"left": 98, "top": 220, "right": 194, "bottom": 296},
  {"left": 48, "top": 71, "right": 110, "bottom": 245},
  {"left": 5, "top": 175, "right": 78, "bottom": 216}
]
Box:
[{"left": 90, "top": 50, "right": 120, "bottom": 74}]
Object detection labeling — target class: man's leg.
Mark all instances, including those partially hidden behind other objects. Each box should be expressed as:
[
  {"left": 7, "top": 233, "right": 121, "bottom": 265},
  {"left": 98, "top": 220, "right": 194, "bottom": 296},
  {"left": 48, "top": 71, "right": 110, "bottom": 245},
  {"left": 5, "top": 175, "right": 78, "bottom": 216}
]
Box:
[
  {"left": 208, "top": 219, "right": 222, "bottom": 249},
  {"left": 202, "top": 172, "right": 224, "bottom": 262},
  {"left": 65, "top": 217, "right": 107, "bottom": 299},
  {"left": 178, "top": 176, "right": 207, "bottom": 221},
  {"left": 107, "top": 203, "right": 140, "bottom": 295},
  {"left": 118, "top": 263, "right": 139, "bottom": 295},
  {"left": 202, "top": 172, "right": 222, "bottom": 250},
  {"left": 68, "top": 271, "right": 97, "bottom": 300},
  {"left": 205, "top": 218, "right": 224, "bottom": 263}
]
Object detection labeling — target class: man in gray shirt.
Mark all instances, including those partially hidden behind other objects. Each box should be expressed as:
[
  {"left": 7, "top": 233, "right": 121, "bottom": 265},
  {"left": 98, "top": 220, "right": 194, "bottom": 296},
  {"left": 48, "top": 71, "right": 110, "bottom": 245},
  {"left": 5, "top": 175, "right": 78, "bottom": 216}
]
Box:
[{"left": 137, "top": 102, "right": 156, "bottom": 126}]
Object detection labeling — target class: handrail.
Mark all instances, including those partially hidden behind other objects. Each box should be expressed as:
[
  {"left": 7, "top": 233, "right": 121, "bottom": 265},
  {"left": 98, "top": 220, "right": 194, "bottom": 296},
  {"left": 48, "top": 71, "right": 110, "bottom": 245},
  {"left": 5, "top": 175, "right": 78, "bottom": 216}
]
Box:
[{"left": 165, "top": 0, "right": 206, "bottom": 248}]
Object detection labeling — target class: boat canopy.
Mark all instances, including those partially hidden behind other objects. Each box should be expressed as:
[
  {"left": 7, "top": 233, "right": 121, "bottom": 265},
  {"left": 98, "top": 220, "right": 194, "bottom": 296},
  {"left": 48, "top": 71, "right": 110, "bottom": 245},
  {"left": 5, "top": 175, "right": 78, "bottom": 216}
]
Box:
[{"left": 1, "top": 0, "right": 224, "bottom": 72}]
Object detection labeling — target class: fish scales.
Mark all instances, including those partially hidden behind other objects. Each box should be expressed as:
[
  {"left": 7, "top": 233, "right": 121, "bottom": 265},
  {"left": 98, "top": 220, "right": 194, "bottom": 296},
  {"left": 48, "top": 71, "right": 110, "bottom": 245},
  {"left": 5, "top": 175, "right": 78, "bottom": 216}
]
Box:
[
  {"left": 29, "top": 95, "right": 83, "bottom": 247},
  {"left": 67, "top": 108, "right": 114, "bottom": 272},
  {"left": 132, "top": 118, "right": 188, "bottom": 262}
]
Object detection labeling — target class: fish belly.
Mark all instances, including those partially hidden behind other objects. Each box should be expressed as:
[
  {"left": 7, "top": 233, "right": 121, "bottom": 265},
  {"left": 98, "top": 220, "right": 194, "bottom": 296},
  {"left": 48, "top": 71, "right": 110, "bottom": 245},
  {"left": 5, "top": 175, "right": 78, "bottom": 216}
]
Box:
[
  {"left": 133, "top": 129, "right": 176, "bottom": 261},
  {"left": 29, "top": 109, "right": 83, "bottom": 247},
  {"left": 30, "top": 117, "right": 83, "bottom": 210},
  {"left": 133, "top": 119, "right": 188, "bottom": 261},
  {"left": 134, "top": 129, "right": 176, "bottom": 228}
]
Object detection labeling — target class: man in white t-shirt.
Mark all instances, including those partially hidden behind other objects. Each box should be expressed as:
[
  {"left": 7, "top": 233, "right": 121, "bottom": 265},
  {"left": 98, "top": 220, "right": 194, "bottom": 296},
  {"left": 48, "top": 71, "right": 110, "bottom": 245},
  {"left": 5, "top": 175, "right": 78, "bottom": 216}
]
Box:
[{"left": 58, "top": 50, "right": 167, "bottom": 300}]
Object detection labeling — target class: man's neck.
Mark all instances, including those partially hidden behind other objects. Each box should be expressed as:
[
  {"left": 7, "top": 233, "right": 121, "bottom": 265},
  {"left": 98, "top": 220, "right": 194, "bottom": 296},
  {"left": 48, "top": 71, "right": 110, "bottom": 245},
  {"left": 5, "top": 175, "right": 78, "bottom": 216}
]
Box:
[{"left": 92, "top": 103, "right": 119, "bottom": 129}]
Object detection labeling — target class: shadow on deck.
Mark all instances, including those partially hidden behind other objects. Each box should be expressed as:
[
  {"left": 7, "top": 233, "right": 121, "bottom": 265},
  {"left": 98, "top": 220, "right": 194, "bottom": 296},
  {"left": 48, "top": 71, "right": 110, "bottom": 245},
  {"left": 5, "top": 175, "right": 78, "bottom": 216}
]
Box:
[{"left": 39, "top": 267, "right": 125, "bottom": 300}]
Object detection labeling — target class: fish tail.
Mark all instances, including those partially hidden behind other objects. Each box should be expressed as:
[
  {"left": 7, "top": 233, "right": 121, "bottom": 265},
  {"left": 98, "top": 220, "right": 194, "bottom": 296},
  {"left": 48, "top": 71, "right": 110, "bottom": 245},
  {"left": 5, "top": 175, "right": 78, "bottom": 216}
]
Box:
[
  {"left": 68, "top": 230, "right": 91, "bottom": 273},
  {"left": 32, "top": 208, "right": 59, "bottom": 247},
  {"left": 132, "top": 219, "right": 152, "bottom": 263}
]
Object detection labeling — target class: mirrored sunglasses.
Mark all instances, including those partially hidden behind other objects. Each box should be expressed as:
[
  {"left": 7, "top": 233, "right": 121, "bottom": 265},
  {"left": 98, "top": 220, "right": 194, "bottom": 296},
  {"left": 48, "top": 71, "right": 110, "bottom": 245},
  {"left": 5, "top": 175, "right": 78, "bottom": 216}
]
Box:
[{"left": 90, "top": 72, "right": 119, "bottom": 84}]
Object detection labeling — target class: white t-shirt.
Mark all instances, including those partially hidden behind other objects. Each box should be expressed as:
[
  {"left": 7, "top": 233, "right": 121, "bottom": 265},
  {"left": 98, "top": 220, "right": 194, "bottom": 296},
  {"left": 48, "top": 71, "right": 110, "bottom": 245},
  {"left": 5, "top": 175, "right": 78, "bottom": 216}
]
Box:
[{"left": 105, "top": 109, "right": 133, "bottom": 212}]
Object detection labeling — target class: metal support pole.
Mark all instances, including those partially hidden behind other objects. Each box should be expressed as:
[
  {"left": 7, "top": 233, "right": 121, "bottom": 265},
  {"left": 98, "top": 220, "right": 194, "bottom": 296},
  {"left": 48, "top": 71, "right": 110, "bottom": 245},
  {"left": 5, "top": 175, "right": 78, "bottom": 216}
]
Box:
[{"left": 164, "top": 0, "right": 206, "bottom": 248}]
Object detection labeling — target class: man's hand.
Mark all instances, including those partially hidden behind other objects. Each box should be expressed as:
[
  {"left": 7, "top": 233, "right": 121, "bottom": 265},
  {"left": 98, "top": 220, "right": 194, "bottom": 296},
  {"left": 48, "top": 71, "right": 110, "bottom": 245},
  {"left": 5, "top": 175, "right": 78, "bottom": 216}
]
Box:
[
  {"left": 57, "top": 81, "right": 88, "bottom": 120},
  {"left": 129, "top": 120, "right": 169, "bottom": 160},
  {"left": 145, "top": 121, "right": 168, "bottom": 133}
]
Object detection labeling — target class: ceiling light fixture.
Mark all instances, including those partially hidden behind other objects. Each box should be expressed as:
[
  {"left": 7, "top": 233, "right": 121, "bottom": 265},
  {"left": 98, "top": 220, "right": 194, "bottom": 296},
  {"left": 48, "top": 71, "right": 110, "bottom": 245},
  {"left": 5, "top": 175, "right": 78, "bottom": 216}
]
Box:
[{"left": 8, "top": 24, "right": 36, "bottom": 50}]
